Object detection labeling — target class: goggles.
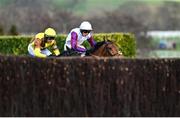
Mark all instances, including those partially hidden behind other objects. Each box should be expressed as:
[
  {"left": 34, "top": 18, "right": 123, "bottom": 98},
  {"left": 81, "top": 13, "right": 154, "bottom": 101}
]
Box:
[
  {"left": 45, "top": 36, "right": 55, "bottom": 40},
  {"left": 81, "top": 30, "right": 91, "bottom": 33}
]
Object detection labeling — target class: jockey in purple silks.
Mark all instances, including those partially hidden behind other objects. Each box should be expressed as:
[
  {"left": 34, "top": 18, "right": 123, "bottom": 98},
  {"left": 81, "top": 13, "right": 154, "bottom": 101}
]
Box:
[{"left": 64, "top": 21, "right": 96, "bottom": 55}]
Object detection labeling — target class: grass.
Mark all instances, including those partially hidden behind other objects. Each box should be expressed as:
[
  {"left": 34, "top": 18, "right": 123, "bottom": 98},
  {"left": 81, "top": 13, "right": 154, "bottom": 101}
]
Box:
[
  {"left": 1, "top": 0, "right": 180, "bottom": 15},
  {"left": 51, "top": 0, "right": 169, "bottom": 15},
  {"left": 0, "top": 0, "right": 9, "bottom": 6},
  {"left": 151, "top": 37, "right": 180, "bottom": 50},
  {"left": 149, "top": 36, "right": 180, "bottom": 58},
  {"left": 52, "top": 0, "right": 127, "bottom": 15},
  {"left": 149, "top": 50, "right": 180, "bottom": 58}
]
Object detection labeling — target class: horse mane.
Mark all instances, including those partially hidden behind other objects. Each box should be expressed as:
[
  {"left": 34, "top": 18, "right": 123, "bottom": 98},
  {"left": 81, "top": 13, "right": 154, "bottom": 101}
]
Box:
[
  {"left": 86, "top": 41, "right": 105, "bottom": 54},
  {"left": 86, "top": 40, "right": 113, "bottom": 55}
]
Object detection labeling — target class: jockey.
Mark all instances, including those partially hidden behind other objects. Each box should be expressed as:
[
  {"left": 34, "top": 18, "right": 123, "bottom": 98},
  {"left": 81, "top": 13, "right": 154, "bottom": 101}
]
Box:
[
  {"left": 28, "top": 28, "right": 60, "bottom": 58},
  {"left": 64, "top": 21, "right": 96, "bottom": 54}
]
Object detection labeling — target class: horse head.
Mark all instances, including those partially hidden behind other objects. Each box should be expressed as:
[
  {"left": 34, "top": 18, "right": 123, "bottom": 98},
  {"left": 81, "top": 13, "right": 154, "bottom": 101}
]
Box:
[
  {"left": 86, "top": 40, "right": 123, "bottom": 57},
  {"left": 105, "top": 41, "right": 121, "bottom": 56}
]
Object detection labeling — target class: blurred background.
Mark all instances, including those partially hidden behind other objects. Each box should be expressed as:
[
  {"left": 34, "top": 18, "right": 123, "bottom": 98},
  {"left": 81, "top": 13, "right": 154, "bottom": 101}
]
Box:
[{"left": 1, "top": 0, "right": 180, "bottom": 57}]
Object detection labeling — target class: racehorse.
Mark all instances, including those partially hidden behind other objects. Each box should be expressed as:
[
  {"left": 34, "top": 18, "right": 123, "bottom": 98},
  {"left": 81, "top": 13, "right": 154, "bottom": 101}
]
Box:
[
  {"left": 85, "top": 40, "right": 123, "bottom": 57},
  {"left": 60, "top": 40, "right": 123, "bottom": 57}
]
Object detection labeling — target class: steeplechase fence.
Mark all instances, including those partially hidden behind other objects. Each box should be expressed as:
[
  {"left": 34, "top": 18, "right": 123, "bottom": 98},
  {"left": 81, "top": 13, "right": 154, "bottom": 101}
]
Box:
[{"left": 0, "top": 55, "right": 179, "bottom": 116}]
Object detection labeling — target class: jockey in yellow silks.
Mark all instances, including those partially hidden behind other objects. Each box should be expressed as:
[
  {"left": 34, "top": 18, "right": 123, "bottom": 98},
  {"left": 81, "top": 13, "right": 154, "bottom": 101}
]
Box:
[{"left": 28, "top": 28, "right": 60, "bottom": 58}]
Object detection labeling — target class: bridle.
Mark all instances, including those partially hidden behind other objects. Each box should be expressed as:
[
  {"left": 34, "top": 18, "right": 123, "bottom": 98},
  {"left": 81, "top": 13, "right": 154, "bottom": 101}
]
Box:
[
  {"left": 104, "top": 42, "right": 120, "bottom": 56},
  {"left": 88, "top": 41, "right": 123, "bottom": 57}
]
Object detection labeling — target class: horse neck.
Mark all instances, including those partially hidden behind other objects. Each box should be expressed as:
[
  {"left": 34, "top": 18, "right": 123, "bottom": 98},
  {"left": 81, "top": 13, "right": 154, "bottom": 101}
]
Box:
[
  {"left": 92, "top": 43, "right": 108, "bottom": 56},
  {"left": 87, "top": 41, "right": 105, "bottom": 53}
]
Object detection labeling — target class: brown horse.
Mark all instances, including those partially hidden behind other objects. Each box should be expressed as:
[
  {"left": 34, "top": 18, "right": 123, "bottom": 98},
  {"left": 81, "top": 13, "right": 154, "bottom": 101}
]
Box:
[
  {"left": 60, "top": 41, "right": 123, "bottom": 57},
  {"left": 85, "top": 41, "right": 123, "bottom": 57}
]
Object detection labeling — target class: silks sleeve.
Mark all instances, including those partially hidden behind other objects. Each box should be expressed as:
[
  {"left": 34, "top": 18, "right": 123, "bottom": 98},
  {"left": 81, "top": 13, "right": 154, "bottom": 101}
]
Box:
[
  {"left": 53, "top": 48, "right": 60, "bottom": 56},
  {"left": 52, "top": 41, "right": 60, "bottom": 56},
  {"left": 87, "top": 36, "right": 96, "bottom": 47},
  {"left": 34, "top": 48, "right": 47, "bottom": 58},
  {"left": 71, "top": 32, "right": 86, "bottom": 52}
]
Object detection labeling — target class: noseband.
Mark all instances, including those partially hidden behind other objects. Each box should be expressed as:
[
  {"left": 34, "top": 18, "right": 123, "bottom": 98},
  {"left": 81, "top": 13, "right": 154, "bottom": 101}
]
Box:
[{"left": 104, "top": 42, "right": 119, "bottom": 56}]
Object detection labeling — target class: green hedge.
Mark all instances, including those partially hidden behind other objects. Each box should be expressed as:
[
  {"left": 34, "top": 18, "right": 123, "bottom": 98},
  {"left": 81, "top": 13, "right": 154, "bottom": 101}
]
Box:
[{"left": 0, "top": 33, "right": 136, "bottom": 57}]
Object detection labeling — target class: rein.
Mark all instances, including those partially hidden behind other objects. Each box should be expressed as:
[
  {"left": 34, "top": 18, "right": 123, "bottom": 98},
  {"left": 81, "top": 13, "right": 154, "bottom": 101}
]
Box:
[{"left": 87, "top": 41, "right": 123, "bottom": 57}]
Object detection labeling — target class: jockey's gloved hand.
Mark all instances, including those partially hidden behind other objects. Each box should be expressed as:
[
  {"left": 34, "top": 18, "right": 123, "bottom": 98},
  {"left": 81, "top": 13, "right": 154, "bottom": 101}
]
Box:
[
  {"left": 56, "top": 54, "right": 61, "bottom": 57},
  {"left": 81, "top": 52, "right": 86, "bottom": 57}
]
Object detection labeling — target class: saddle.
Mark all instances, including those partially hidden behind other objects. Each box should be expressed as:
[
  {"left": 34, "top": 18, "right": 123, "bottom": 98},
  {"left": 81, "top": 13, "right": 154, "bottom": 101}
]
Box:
[{"left": 60, "top": 46, "right": 82, "bottom": 56}]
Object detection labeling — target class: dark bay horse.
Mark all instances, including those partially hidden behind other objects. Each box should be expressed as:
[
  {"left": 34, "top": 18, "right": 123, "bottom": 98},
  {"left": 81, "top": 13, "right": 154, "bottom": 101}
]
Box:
[{"left": 60, "top": 41, "right": 123, "bottom": 57}]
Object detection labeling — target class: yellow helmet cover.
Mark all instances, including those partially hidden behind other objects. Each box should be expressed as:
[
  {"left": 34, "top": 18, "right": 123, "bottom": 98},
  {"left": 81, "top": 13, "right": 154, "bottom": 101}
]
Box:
[
  {"left": 44, "top": 28, "right": 56, "bottom": 37},
  {"left": 35, "top": 33, "right": 44, "bottom": 39}
]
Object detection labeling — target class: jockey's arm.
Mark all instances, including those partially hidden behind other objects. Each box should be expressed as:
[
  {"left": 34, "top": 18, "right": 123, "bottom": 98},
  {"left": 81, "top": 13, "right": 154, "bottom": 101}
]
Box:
[
  {"left": 87, "top": 36, "right": 96, "bottom": 47},
  {"left": 52, "top": 40, "right": 60, "bottom": 56},
  {"left": 71, "top": 32, "right": 86, "bottom": 52},
  {"left": 34, "top": 38, "right": 47, "bottom": 58}
]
